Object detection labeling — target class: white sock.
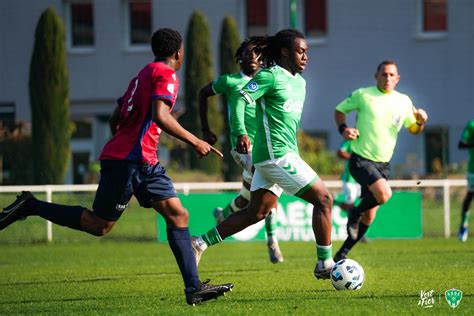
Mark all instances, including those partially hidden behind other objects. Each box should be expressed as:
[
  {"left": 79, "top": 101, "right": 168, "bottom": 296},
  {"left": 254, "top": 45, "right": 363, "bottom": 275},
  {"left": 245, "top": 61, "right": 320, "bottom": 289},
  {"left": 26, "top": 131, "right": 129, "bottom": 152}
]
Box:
[{"left": 194, "top": 236, "right": 208, "bottom": 251}]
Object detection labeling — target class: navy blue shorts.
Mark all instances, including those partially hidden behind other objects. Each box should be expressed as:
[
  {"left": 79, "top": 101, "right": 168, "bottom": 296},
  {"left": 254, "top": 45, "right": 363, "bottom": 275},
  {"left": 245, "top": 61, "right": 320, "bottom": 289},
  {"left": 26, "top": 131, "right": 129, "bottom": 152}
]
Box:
[
  {"left": 92, "top": 160, "right": 178, "bottom": 221},
  {"left": 348, "top": 153, "right": 390, "bottom": 198}
]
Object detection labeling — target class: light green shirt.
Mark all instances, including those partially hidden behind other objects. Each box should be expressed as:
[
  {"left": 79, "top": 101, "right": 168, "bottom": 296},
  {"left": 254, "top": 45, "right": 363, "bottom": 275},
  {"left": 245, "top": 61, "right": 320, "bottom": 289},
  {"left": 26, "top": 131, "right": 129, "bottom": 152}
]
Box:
[
  {"left": 460, "top": 120, "right": 474, "bottom": 173},
  {"left": 336, "top": 86, "right": 417, "bottom": 163},
  {"left": 212, "top": 72, "right": 256, "bottom": 148},
  {"left": 234, "top": 65, "right": 306, "bottom": 164}
]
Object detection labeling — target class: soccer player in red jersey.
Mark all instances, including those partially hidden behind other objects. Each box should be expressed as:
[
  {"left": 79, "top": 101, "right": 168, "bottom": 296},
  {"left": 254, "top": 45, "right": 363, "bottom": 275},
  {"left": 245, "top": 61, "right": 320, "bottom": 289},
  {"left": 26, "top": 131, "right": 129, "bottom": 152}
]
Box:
[{"left": 0, "top": 28, "right": 232, "bottom": 305}]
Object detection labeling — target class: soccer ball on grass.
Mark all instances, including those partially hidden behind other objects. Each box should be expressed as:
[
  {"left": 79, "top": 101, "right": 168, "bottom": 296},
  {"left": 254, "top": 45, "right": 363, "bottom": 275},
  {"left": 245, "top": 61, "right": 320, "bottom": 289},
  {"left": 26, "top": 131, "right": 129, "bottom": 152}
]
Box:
[{"left": 330, "top": 259, "right": 365, "bottom": 290}]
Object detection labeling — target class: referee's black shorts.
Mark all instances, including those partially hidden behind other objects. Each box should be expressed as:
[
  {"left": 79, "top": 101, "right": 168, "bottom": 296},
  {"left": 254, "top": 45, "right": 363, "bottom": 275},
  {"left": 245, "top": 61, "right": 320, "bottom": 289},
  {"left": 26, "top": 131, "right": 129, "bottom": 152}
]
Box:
[{"left": 348, "top": 153, "right": 390, "bottom": 198}]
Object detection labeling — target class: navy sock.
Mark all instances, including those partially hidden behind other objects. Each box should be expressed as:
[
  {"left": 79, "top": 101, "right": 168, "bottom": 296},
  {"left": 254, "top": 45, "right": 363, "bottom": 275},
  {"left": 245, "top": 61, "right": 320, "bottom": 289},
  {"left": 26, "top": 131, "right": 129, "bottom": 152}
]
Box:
[
  {"left": 28, "top": 199, "right": 84, "bottom": 230},
  {"left": 167, "top": 228, "right": 201, "bottom": 289}
]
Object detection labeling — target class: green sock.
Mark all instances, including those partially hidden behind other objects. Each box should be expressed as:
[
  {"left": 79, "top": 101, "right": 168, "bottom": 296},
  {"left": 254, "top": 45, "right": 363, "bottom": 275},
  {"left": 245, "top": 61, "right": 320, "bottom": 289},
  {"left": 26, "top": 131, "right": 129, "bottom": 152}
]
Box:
[
  {"left": 265, "top": 212, "right": 277, "bottom": 238},
  {"left": 201, "top": 227, "right": 223, "bottom": 246},
  {"left": 316, "top": 244, "right": 332, "bottom": 261},
  {"left": 222, "top": 204, "right": 233, "bottom": 218}
]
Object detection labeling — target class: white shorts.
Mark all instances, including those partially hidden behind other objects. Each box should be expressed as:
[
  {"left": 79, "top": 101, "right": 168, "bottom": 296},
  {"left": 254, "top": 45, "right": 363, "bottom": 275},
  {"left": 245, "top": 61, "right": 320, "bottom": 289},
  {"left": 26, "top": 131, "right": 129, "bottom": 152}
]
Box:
[
  {"left": 468, "top": 173, "right": 474, "bottom": 193},
  {"left": 341, "top": 181, "right": 361, "bottom": 204},
  {"left": 231, "top": 148, "right": 253, "bottom": 184},
  {"left": 251, "top": 152, "right": 318, "bottom": 197}
]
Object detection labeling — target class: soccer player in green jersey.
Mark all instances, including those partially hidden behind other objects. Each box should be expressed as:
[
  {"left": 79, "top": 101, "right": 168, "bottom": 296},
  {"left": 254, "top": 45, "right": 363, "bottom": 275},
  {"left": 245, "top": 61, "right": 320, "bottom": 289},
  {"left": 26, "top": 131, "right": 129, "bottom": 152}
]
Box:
[
  {"left": 458, "top": 120, "right": 474, "bottom": 242},
  {"left": 192, "top": 29, "right": 335, "bottom": 279},
  {"left": 335, "top": 141, "right": 361, "bottom": 212},
  {"left": 333, "top": 60, "right": 428, "bottom": 261},
  {"left": 198, "top": 38, "right": 284, "bottom": 263}
]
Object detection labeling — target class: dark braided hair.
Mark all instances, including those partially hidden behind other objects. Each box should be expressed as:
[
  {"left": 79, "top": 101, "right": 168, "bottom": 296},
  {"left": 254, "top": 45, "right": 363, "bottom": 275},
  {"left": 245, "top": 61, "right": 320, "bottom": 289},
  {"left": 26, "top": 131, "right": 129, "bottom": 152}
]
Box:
[
  {"left": 151, "top": 28, "right": 182, "bottom": 58},
  {"left": 234, "top": 37, "right": 265, "bottom": 64},
  {"left": 234, "top": 39, "right": 250, "bottom": 63},
  {"left": 246, "top": 29, "right": 305, "bottom": 68}
]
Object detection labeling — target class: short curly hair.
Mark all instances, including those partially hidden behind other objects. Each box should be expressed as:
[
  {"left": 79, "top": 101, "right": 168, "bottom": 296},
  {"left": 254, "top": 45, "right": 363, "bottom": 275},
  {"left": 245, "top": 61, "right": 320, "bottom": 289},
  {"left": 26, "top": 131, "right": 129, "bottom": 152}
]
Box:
[{"left": 151, "top": 28, "right": 182, "bottom": 58}]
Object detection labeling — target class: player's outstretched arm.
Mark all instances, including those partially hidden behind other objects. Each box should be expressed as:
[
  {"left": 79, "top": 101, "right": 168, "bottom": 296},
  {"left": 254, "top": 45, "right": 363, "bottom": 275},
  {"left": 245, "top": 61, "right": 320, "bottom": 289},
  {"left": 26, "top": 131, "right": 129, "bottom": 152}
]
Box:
[
  {"left": 152, "top": 99, "right": 212, "bottom": 158},
  {"left": 198, "top": 82, "right": 218, "bottom": 145}
]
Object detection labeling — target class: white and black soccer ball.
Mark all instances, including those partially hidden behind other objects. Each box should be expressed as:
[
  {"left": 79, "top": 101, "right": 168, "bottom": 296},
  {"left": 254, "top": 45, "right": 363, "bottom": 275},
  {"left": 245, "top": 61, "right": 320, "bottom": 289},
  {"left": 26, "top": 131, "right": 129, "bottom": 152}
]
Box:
[{"left": 330, "top": 259, "right": 365, "bottom": 290}]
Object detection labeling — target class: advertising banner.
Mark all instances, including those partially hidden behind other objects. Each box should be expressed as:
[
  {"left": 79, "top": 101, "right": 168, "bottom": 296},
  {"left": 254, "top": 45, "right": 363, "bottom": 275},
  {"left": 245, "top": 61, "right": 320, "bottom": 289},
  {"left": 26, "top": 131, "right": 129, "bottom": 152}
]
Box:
[{"left": 157, "top": 192, "right": 422, "bottom": 242}]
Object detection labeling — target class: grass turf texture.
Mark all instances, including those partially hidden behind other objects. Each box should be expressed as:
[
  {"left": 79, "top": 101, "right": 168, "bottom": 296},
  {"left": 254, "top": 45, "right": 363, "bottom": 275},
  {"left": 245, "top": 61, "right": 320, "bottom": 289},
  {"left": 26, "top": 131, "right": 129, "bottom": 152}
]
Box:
[{"left": 0, "top": 239, "right": 472, "bottom": 314}]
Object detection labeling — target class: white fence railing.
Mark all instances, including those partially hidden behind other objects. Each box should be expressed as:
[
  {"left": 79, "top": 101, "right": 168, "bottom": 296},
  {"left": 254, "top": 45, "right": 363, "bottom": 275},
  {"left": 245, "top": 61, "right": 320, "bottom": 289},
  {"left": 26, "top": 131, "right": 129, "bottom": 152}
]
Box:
[{"left": 0, "top": 179, "right": 467, "bottom": 241}]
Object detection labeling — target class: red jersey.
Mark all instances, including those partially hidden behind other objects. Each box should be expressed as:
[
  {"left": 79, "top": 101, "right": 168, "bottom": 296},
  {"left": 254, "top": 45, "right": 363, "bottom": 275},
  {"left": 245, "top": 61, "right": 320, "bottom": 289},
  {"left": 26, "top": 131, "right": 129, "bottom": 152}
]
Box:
[{"left": 99, "top": 61, "right": 178, "bottom": 165}]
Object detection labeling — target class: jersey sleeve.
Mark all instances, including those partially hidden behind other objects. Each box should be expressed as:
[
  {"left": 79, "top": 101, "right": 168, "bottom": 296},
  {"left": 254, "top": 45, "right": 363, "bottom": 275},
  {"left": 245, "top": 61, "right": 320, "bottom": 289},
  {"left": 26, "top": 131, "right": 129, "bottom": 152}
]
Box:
[
  {"left": 151, "top": 68, "right": 177, "bottom": 106},
  {"left": 211, "top": 75, "right": 227, "bottom": 95},
  {"left": 402, "top": 95, "right": 417, "bottom": 128},
  {"left": 335, "top": 89, "right": 362, "bottom": 113},
  {"left": 231, "top": 70, "right": 275, "bottom": 137}
]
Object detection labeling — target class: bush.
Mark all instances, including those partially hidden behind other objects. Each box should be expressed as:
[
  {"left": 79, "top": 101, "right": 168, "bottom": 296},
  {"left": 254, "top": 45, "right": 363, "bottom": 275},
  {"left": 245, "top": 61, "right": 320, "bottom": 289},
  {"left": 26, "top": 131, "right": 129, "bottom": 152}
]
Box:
[
  {"left": 298, "top": 130, "right": 343, "bottom": 176},
  {"left": 0, "top": 121, "right": 34, "bottom": 184}
]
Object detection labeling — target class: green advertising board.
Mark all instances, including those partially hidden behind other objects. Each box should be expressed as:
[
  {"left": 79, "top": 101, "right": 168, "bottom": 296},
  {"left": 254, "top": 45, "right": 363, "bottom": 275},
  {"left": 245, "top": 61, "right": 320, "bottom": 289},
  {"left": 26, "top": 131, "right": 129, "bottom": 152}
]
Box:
[{"left": 157, "top": 192, "right": 422, "bottom": 242}]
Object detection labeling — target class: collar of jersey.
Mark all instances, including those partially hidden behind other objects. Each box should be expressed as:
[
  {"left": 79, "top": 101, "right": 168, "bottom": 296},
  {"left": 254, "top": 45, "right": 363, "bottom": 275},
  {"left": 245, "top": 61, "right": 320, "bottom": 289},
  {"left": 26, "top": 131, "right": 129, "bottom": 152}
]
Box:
[
  {"left": 277, "top": 65, "right": 298, "bottom": 78},
  {"left": 240, "top": 71, "right": 253, "bottom": 81}
]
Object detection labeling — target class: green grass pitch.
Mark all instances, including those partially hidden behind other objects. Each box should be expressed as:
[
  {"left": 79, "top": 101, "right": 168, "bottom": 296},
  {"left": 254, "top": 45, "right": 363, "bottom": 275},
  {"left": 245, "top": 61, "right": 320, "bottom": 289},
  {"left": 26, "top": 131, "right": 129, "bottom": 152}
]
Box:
[{"left": 0, "top": 238, "right": 472, "bottom": 314}]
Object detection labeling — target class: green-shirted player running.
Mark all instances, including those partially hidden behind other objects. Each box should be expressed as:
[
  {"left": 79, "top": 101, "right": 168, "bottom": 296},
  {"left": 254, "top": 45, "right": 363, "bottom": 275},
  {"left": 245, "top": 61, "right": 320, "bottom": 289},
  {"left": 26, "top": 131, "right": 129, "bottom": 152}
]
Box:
[
  {"left": 458, "top": 120, "right": 474, "bottom": 242},
  {"left": 198, "top": 38, "right": 283, "bottom": 263},
  {"left": 334, "top": 60, "right": 428, "bottom": 261},
  {"left": 193, "top": 29, "right": 335, "bottom": 280},
  {"left": 335, "top": 140, "right": 361, "bottom": 211}
]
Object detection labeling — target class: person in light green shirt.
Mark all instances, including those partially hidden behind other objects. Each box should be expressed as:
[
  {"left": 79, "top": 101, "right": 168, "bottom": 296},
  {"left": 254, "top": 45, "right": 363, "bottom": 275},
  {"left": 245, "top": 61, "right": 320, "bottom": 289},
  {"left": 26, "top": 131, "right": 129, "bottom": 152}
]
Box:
[
  {"left": 193, "top": 29, "right": 335, "bottom": 280},
  {"left": 334, "top": 60, "right": 428, "bottom": 261},
  {"left": 458, "top": 120, "right": 474, "bottom": 242},
  {"left": 198, "top": 38, "right": 284, "bottom": 263}
]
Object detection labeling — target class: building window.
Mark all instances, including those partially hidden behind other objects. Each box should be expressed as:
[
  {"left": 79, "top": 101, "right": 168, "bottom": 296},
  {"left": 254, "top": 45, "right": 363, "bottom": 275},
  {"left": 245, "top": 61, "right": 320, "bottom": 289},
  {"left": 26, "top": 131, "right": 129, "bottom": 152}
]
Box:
[
  {"left": 72, "top": 152, "right": 91, "bottom": 184},
  {"left": 423, "top": 0, "right": 447, "bottom": 32},
  {"left": 304, "top": 0, "right": 327, "bottom": 37},
  {"left": 128, "top": 1, "right": 152, "bottom": 45},
  {"left": 246, "top": 0, "right": 268, "bottom": 36},
  {"left": 69, "top": 2, "right": 94, "bottom": 47},
  {"left": 72, "top": 120, "right": 92, "bottom": 139},
  {"left": 0, "top": 103, "right": 15, "bottom": 130},
  {"left": 424, "top": 125, "right": 449, "bottom": 175}
]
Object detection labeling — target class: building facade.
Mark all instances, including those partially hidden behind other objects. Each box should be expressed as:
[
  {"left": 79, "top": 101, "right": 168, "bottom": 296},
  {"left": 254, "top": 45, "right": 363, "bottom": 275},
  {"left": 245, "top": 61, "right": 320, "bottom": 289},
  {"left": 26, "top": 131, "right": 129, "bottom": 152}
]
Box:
[{"left": 0, "top": 0, "right": 472, "bottom": 183}]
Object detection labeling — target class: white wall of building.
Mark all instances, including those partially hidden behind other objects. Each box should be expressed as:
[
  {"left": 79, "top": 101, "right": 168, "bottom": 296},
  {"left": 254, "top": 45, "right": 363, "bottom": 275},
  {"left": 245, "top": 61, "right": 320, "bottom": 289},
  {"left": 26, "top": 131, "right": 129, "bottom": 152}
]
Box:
[{"left": 0, "top": 0, "right": 472, "bottom": 182}]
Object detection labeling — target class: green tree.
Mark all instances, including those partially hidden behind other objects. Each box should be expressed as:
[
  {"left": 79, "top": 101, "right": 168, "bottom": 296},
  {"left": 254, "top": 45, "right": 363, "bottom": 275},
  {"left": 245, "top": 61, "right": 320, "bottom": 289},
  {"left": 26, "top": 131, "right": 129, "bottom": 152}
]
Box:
[
  {"left": 219, "top": 16, "right": 242, "bottom": 181},
  {"left": 0, "top": 122, "right": 33, "bottom": 185},
  {"left": 29, "top": 7, "right": 72, "bottom": 184},
  {"left": 182, "top": 11, "right": 222, "bottom": 173},
  {"left": 298, "top": 130, "right": 343, "bottom": 176}
]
